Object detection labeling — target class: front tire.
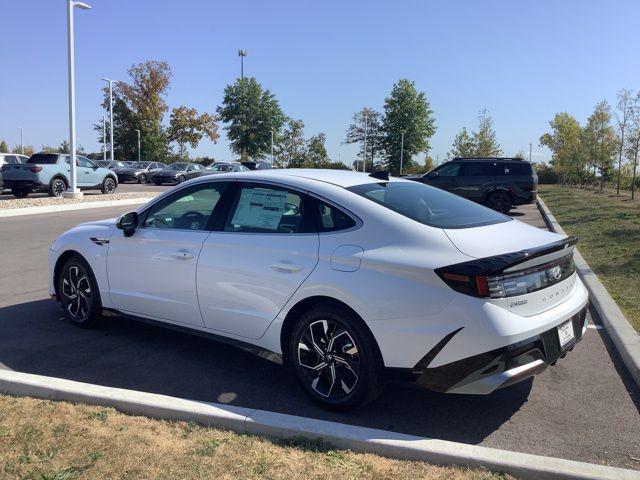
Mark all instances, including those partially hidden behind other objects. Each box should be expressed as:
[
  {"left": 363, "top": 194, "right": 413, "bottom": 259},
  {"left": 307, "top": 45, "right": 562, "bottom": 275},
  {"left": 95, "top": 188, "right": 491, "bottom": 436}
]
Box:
[
  {"left": 48, "top": 178, "right": 67, "bottom": 198},
  {"left": 288, "top": 304, "right": 384, "bottom": 411},
  {"left": 101, "top": 177, "right": 117, "bottom": 194},
  {"left": 58, "top": 255, "right": 102, "bottom": 328},
  {"left": 177, "top": 175, "right": 186, "bottom": 183},
  {"left": 138, "top": 174, "right": 147, "bottom": 184},
  {"left": 486, "top": 191, "right": 513, "bottom": 213}
]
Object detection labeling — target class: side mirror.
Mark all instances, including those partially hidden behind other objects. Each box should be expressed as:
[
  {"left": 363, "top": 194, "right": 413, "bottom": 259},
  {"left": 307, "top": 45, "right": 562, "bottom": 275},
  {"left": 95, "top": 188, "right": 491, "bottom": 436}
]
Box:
[{"left": 116, "top": 211, "right": 139, "bottom": 237}]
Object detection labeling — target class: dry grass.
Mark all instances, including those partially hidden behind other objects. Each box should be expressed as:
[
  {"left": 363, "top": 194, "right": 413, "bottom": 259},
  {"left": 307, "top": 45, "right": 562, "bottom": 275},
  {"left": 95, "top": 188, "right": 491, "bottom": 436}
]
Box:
[
  {"left": 539, "top": 185, "right": 640, "bottom": 332},
  {"left": 0, "top": 394, "right": 513, "bottom": 480}
]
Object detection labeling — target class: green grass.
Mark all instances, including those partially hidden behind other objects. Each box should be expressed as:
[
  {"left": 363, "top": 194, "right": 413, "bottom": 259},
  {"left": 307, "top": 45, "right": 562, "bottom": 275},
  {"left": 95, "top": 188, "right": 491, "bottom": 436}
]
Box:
[{"left": 539, "top": 185, "right": 640, "bottom": 332}]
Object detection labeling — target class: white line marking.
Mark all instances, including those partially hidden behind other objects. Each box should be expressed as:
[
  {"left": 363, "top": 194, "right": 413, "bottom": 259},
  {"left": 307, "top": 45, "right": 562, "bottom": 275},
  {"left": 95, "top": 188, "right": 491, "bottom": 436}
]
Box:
[{"left": 587, "top": 324, "right": 604, "bottom": 330}]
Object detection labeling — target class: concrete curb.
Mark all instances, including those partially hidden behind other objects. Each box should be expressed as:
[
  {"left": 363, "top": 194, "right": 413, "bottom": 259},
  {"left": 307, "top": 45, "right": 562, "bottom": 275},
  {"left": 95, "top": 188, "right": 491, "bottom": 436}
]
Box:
[
  {"left": 0, "top": 369, "right": 636, "bottom": 480},
  {"left": 537, "top": 197, "right": 640, "bottom": 389},
  {"left": 0, "top": 196, "right": 156, "bottom": 218}
]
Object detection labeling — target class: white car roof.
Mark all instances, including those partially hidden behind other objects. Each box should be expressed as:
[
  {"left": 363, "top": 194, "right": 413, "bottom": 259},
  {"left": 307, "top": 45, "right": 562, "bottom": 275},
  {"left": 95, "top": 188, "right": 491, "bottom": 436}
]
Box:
[{"left": 234, "top": 168, "right": 390, "bottom": 188}]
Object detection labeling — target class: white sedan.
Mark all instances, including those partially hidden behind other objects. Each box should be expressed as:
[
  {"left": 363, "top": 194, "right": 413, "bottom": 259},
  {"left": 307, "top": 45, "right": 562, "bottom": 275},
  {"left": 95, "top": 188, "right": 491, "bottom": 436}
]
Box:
[{"left": 49, "top": 169, "right": 588, "bottom": 410}]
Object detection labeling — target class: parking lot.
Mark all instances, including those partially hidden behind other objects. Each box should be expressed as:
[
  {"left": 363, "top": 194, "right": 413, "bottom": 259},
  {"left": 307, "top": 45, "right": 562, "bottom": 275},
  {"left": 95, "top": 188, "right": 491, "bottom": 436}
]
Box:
[
  {"left": 0, "top": 182, "right": 171, "bottom": 200},
  {"left": 0, "top": 201, "right": 638, "bottom": 470}
]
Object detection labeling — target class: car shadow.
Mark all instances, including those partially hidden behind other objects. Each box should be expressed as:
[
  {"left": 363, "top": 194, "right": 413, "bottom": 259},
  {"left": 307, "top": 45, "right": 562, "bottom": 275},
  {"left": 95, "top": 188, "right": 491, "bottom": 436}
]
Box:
[{"left": 0, "top": 298, "right": 531, "bottom": 445}]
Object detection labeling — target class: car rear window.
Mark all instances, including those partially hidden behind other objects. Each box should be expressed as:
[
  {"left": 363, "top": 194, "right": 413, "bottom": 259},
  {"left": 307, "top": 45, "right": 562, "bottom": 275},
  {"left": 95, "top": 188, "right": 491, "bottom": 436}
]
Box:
[
  {"left": 347, "top": 181, "right": 511, "bottom": 229},
  {"left": 27, "top": 153, "right": 59, "bottom": 164},
  {"left": 505, "top": 162, "right": 533, "bottom": 175}
]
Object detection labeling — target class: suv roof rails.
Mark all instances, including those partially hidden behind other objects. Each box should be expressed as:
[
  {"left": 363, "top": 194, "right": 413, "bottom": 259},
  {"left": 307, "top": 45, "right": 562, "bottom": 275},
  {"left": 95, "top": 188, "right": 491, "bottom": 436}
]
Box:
[{"left": 453, "top": 157, "right": 527, "bottom": 162}]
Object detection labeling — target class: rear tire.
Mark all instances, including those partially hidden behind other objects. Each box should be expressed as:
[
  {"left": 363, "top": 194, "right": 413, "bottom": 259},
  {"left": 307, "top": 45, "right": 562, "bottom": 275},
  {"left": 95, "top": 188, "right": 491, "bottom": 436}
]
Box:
[
  {"left": 288, "top": 304, "right": 384, "bottom": 411},
  {"left": 12, "top": 188, "right": 30, "bottom": 198},
  {"left": 101, "top": 176, "right": 117, "bottom": 194},
  {"left": 58, "top": 255, "right": 102, "bottom": 328},
  {"left": 486, "top": 191, "right": 513, "bottom": 213},
  {"left": 48, "top": 178, "right": 67, "bottom": 198},
  {"left": 154, "top": 179, "right": 162, "bottom": 186}
]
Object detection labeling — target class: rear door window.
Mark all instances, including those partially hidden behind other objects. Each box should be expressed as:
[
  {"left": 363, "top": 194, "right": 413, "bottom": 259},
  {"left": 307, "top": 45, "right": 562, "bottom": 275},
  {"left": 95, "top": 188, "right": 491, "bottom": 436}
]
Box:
[
  {"left": 505, "top": 162, "right": 532, "bottom": 175},
  {"left": 435, "top": 163, "right": 461, "bottom": 177},
  {"left": 317, "top": 202, "right": 357, "bottom": 232},
  {"left": 460, "top": 163, "right": 487, "bottom": 176},
  {"left": 27, "top": 154, "right": 58, "bottom": 164}
]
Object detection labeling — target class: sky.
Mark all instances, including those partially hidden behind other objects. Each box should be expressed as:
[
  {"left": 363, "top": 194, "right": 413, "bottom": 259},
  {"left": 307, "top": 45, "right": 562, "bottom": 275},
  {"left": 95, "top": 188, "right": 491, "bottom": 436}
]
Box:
[{"left": 1, "top": 0, "right": 639, "bottom": 166}]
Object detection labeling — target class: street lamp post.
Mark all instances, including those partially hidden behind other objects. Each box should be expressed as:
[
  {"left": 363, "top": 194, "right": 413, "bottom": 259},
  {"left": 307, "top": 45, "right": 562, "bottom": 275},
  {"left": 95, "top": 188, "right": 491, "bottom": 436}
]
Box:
[
  {"left": 101, "top": 78, "right": 117, "bottom": 163},
  {"left": 102, "top": 115, "right": 106, "bottom": 161},
  {"left": 399, "top": 132, "right": 405, "bottom": 175},
  {"left": 135, "top": 129, "right": 141, "bottom": 163},
  {"left": 19, "top": 127, "right": 24, "bottom": 155},
  {"left": 64, "top": 0, "right": 91, "bottom": 199},
  {"left": 529, "top": 143, "right": 532, "bottom": 162},
  {"left": 363, "top": 114, "right": 368, "bottom": 173}
]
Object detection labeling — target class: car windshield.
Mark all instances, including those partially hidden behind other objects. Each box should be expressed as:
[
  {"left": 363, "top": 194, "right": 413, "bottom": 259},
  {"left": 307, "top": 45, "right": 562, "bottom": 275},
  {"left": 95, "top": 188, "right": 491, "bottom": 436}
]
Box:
[
  {"left": 27, "top": 153, "right": 58, "bottom": 164},
  {"left": 168, "top": 163, "right": 188, "bottom": 170},
  {"left": 131, "top": 162, "right": 150, "bottom": 168},
  {"left": 347, "top": 181, "right": 511, "bottom": 229}
]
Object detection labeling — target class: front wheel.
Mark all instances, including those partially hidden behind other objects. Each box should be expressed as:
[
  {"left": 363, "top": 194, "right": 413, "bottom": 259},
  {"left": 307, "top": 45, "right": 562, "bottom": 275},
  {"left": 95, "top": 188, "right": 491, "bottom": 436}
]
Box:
[
  {"left": 486, "top": 191, "right": 513, "bottom": 213},
  {"left": 177, "top": 175, "right": 186, "bottom": 183},
  {"left": 138, "top": 174, "right": 147, "bottom": 184},
  {"left": 101, "top": 177, "right": 117, "bottom": 194},
  {"left": 288, "top": 304, "right": 384, "bottom": 411},
  {"left": 58, "top": 255, "right": 102, "bottom": 328}
]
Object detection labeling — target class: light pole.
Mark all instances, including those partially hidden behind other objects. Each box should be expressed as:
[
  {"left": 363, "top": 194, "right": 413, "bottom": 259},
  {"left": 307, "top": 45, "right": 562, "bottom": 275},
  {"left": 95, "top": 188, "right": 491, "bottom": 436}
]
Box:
[
  {"left": 399, "top": 132, "right": 405, "bottom": 175},
  {"left": 135, "top": 129, "right": 141, "bottom": 163},
  {"left": 65, "top": 0, "right": 91, "bottom": 199},
  {"left": 363, "top": 114, "right": 368, "bottom": 173},
  {"left": 101, "top": 78, "right": 117, "bottom": 163},
  {"left": 19, "top": 127, "right": 24, "bottom": 155},
  {"left": 270, "top": 128, "right": 274, "bottom": 164},
  {"left": 529, "top": 143, "right": 532, "bottom": 162},
  {"left": 101, "top": 115, "right": 106, "bottom": 161},
  {"left": 238, "top": 49, "right": 247, "bottom": 79}
]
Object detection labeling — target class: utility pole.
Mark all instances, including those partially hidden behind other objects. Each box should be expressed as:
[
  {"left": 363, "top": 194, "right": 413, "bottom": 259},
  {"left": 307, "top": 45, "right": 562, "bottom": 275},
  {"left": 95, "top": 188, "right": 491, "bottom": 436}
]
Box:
[
  {"left": 363, "top": 114, "right": 368, "bottom": 173},
  {"left": 399, "top": 132, "right": 405, "bottom": 175},
  {"left": 270, "top": 128, "right": 274, "bottom": 164},
  {"left": 238, "top": 49, "right": 247, "bottom": 79},
  {"left": 529, "top": 143, "right": 532, "bottom": 162},
  {"left": 19, "top": 127, "right": 24, "bottom": 154},
  {"left": 102, "top": 78, "right": 117, "bottom": 163},
  {"left": 65, "top": 0, "right": 91, "bottom": 199},
  {"left": 102, "top": 115, "right": 106, "bottom": 161},
  {"left": 135, "top": 129, "right": 141, "bottom": 163}
]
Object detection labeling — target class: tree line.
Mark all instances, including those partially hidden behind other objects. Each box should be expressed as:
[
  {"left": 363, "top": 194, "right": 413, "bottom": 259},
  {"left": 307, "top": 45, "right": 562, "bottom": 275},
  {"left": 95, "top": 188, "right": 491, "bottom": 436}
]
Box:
[{"left": 539, "top": 89, "right": 640, "bottom": 198}]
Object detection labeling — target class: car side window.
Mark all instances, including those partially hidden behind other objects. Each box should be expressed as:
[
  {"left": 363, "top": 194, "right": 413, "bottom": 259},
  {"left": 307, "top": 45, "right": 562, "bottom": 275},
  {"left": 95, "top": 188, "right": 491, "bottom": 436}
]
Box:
[
  {"left": 460, "top": 163, "right": 486, "bottom": 176},
  {"left": 76, "top": 156, "right": 95, "bottom": 168},
  {"left": 142, "top": 183, "right": 227, "bottom": 231},
  {"left": 225, "top": 184, "right": 311, "bottom": 234},
  {"left": 435, "top": 163, "right": 461, "bottom": 177},
  {"left": 317, "top": 202, "right": 356, "bottom": 232}
]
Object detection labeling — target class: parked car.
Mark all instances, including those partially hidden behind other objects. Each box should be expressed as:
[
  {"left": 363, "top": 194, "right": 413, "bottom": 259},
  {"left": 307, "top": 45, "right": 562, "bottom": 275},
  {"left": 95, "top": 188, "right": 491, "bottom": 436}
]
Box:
[
  {"left": 405, "top": 158, "right": 538, "bottom": 213},
  {"left": 204, "top": 162, "right": 250, "bottom": 174},
  {"left": 2, "top": 152, "right": 118, "bottom": 198},
  {"left": 0, "top": 153, "right": 29, "bottom": 192},
  {"left": 152, "top": 162, "right": 205, "bottom": 185},
  {"left": 117, "top": 161, "right": 166, "bottom": 184},
  {"left": 96, "top": 160, "right": 127, "bottom": 172},
  {"left": 48, "top": 169, "right": 587, "bottom": 410},
  {"left": 242, "top": 161, "right": 273, "bottom": 170}
]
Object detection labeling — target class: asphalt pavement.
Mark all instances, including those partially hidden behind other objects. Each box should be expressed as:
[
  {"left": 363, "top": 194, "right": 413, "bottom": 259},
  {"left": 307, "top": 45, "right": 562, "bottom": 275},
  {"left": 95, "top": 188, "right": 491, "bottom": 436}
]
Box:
[{"left": 0, "top": 201, "right": 638, "bottom": 469}]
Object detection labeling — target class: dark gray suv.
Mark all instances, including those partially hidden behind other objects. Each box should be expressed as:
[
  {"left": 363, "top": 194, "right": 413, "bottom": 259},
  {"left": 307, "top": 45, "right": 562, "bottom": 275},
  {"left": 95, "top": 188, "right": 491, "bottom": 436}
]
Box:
[{"left": 406, "top": 157, "right": 538, "bottom": 213}]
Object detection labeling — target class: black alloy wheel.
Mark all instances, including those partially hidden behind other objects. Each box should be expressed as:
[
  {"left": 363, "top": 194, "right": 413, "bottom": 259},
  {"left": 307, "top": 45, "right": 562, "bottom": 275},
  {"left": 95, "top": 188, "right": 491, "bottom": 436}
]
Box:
[
  {"left": 58, "top": 256, "right": 101, "bottom": 327},
  {"left": 138, "top": 173, "right": 147, "bottom": 184},
  {"left": 49, "top": 178, "right": 67, "bottom": 198},
  {"left": 486, "top": 191, "right": 513, "bottom": 213},
  {"left": 177, "top": 175, "right": 186, "bottom": 183},
  {"left": 289, "top": 305, "right": 384, "bottom": 410},
  {"left": 102, "top": 177, "right": 117, "bottom": 194}
]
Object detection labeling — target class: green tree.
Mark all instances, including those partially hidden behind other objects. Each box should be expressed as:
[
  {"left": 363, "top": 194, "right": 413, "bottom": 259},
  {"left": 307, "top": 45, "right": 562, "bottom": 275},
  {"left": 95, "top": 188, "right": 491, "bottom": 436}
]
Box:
[
  {"left": 614, "top": 88, "right": 633, "bottom": 194},
  {"left": 583, "top": 101, "right": 617, "bottom": 191},
  {"left": 0, "top": 140, "right": 8, "bottom": 152},
  {"left": 274, "top": 119, "right": 307, "bottom": 168},
  {"left": 168, "top": 106, "right": 219, "bottom": 158},
  {"left": 472, "top": 109, "right": 502, "bottom": 157},
  {"left": 217, "top": 77, "right": 286, "bottom": 160},
  {"left": 381, "top": 79, "right": 436, "bottom": 175},
  {"left": 449, "top": 127, "right": 475, "bottom": 158},
  {"left": 344, "top": 107, "right": 384, "bottom": 172},
  {"left": 11, "top": 145, "right": 34, "bottom": 156},
  {"left": 306, "top": 133, "right": 330, "bottom": 167},
  {"left": 539, "top": 112, "right": 585, "bottom": 185},
  {"left": 626, "top": 92, "right": 640, "bottom": 199}
]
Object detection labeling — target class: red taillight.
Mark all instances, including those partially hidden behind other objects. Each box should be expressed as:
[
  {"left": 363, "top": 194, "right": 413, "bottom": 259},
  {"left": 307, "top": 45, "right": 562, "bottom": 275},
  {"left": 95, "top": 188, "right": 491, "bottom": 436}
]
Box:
[
  {"left": 30, "top": 166, "right": 42, "bottom": 173},
  {"left": 439, "top": 271, "right": 490, "bottom": 298}
]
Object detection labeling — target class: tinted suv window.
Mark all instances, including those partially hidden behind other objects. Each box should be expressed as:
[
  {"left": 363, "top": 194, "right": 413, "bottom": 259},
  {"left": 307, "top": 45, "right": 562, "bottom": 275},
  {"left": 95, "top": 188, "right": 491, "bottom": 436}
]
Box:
[
  {"left": 348, "top": 181, "right": 510, "bottom": 229},
  {"left": 506, "top": 162, "right": 532, "bottom": 175},
  {"left": 460, "top": 163, "right": 487, "bottom": 176},
  {"left": 435, "top": 163, "right": 461, "bottom": 177},
  {"left": 27, "top": 153, "right": 58, "bottom": 164},
  {"left": 225, "top": 184, "right": 312, "bottom": 234}
]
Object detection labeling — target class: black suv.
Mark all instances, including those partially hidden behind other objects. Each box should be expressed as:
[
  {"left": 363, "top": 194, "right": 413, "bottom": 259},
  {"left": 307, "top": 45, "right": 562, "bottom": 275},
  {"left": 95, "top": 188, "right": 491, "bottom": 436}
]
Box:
[{"left": 406, "top": 157, "right": 538, "bottom": 213}]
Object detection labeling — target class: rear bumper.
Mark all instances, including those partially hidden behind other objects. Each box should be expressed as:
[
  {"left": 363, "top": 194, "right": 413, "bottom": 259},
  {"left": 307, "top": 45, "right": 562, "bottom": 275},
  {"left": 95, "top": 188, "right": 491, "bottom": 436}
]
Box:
[
  {"left": 415, "top": 306, "right": 588, "bottom": 394},
  {"left": 3, "top": 179, "right": 46, "bottom": 191}
]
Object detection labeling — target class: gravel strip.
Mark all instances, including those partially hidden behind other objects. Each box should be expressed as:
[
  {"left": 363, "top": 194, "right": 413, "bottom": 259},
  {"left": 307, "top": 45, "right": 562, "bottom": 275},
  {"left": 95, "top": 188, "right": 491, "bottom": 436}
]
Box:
[{"left": 0, "top": 192, "right": 158, "bottom": 210}]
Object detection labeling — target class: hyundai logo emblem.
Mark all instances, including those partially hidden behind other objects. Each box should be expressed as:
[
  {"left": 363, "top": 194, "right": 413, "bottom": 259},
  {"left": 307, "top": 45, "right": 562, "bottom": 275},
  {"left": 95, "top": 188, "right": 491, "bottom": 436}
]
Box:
[{"left": 551, "top": 266, "right": 562, "bottom": 280}]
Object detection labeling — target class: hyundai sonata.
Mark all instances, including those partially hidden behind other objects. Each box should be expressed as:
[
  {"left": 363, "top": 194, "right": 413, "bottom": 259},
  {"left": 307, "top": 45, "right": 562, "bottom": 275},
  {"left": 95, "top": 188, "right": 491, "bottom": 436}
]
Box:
[{"left": 49, "top": 169, "right": 588, "bottom": 410}]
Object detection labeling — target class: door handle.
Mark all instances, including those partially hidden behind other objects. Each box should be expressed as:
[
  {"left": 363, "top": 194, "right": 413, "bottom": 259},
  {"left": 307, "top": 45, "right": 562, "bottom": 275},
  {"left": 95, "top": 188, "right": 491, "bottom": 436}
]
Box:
[
  {"left": 171, "top": 249, "right": 196, "bottom": 260},
  {"left": 270, "top": 261, "right": 303, "bottom": 273}
]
